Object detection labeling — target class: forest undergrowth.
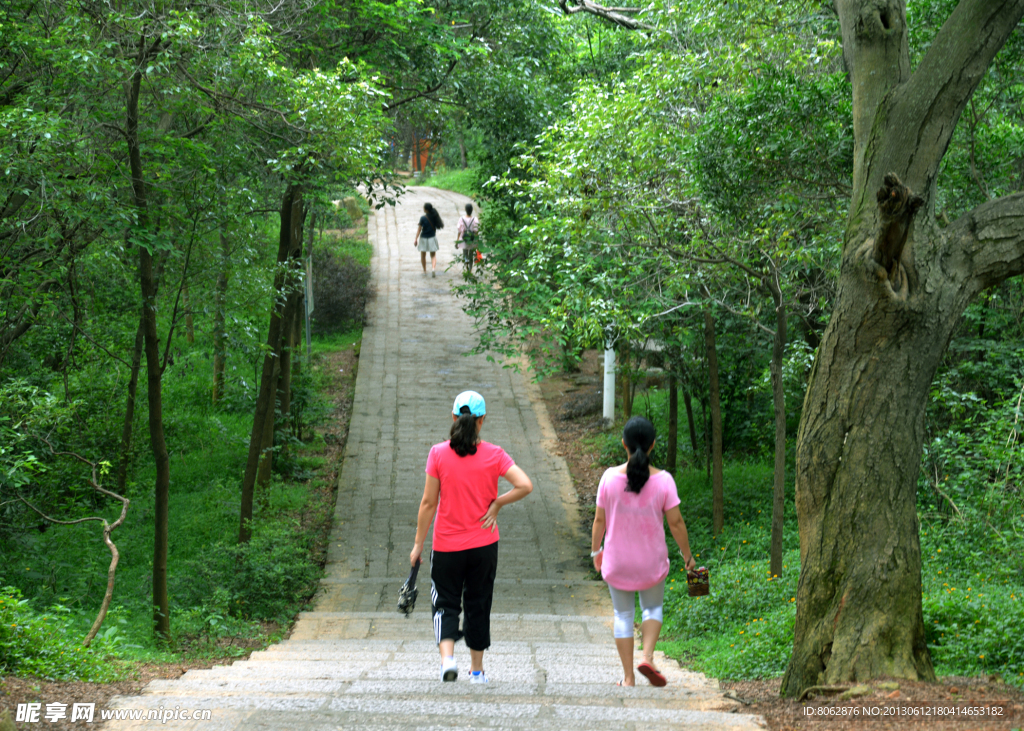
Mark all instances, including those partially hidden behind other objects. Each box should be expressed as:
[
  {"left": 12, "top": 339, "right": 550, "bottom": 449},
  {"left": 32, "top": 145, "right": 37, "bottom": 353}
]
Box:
[{"left": 0, "top": 222, "right": 370, "bottom": 685}]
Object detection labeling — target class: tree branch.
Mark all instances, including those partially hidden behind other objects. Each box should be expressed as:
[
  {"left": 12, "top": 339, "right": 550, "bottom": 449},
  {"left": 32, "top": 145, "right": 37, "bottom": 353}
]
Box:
[
  {"left": 29, "top": 438, "right": 130, "bottom": 648},
  {"left": 948, "top": 191, "right": 1024, "bottom": 295},
  {"left": 384, "top": 59, "right": 459, "bottom": 111},
  {"left": 556, "top": 0, "right": 654, "bottom": 30}
]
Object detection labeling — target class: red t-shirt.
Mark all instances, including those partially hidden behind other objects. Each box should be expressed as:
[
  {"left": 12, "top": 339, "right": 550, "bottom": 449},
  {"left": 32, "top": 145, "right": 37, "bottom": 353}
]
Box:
[{"left": 426, "top": 440, "right": 515, "bottom": 552}]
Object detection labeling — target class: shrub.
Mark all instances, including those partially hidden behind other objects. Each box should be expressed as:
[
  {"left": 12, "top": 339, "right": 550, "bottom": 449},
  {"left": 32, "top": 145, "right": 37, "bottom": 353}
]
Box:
[
  {"left": 176, "top": 522, "right": 320, "bottom": 622},
  {"left": 0, "top": 585, "right": 125, "bottom": 681},
  {"left": 311, "top": 247, "right": 371, "bottom": 334}
]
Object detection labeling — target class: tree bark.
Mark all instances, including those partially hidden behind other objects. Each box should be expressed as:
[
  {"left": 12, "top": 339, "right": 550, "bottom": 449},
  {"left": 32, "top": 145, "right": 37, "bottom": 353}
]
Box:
[
  {"left": 667, "top": 371, "right": 678, "bottom": 475},
  {"left": 705, "top": 310, "right": 724, "bottom": 535},
  {"left": 620, "top": 340, "right": 632, "bottom": 420},
  {"left": 768, "top": 273, "right": 787, "bottom": 579},
  {"left": 126, "top": 54, "right": 171, "bottom": 642},
  {"left": 182, "top": 285, "right": 194, "bottom": 344},
  {"left": 211, "top": 228, "right": 229, "bottom": 404},
  {"left": 255, "top": 361, "right": 278, "bottom": 512},
  {"left": 115, "top": 317, "right": 145, "bottom": 494},
  {"left": 782, "top": 0, "right": 1024, "bottom": 697},
  {"left": 684, "top": 391, "right": 697, "bottom": 454},
  {"left": 239, "top": 185, "right": 303, "bottom": 543},
  {"left": 277, "top": 207, "right": 310, "bottom": 423}
]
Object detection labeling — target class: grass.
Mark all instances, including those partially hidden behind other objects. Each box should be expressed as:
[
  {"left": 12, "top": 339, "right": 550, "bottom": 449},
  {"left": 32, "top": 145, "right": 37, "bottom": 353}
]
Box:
[{"left": 412, "top": 167, "right": 481, "bottom": 199}]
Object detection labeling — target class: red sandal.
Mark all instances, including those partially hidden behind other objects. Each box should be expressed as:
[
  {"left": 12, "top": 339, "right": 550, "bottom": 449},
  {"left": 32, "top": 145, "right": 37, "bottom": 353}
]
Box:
[{"left": 637, "top": 661, "right": 667, "bottom": 687}]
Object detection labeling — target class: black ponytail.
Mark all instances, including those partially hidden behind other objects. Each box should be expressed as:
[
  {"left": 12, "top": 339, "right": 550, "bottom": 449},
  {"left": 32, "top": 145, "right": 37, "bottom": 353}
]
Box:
[
  {"left": 623, "top": 416, "right": 656, "bottom": 494},
  {"left": 424, "top": 202, "right": 444, "bottom": 230},
  {"left": 449, "top": 405, "right": 479, "bottom": 456}
]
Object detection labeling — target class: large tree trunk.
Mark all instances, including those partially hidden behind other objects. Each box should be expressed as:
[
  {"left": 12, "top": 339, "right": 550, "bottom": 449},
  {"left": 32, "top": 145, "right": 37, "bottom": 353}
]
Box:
[
  {"left": 782, "top": 0, "right": 1024, "bottom": 696},
  {"left": 667, "top": 371, "right": 678, "bottom": 476},
  {"left": 768, "top": 274, "right": 787, "bottom": 579},
  {"left": 126, "top": 57, "right": 171, "bottom": 642},
  {"left": 705, "top": 311, "right": 723, "bottom": 535},
  {"left": 115, "top": 318, "right": 144, "bottom": 493},
  {"left": 240, "top": 185, "right": 303, "bottom": 543},
  {"left": 211, "top": 228, "right": 230, "bottom": 404}
]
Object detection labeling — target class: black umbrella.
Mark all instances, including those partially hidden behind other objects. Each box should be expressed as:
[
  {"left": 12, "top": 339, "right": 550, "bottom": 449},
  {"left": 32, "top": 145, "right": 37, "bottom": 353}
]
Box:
[{"left": 397, "top": 559, "right": 421, "bottom": 616}]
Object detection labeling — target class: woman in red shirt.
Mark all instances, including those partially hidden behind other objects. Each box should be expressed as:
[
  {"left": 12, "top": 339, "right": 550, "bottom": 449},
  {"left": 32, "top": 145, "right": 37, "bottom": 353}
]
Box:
[{"left": 410, "top": 390, "right": 533, "bottom": 684}]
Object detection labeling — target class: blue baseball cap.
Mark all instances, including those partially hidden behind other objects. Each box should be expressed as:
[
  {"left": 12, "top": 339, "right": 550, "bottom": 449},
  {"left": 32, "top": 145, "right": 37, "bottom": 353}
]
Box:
[{"left": 452, "top": 390, "right": 486, "bottom": 417}]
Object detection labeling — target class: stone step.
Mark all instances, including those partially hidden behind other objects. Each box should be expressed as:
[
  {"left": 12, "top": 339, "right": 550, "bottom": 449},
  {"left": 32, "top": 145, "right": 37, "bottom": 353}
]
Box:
[
  {"left": 100, "top": 695, "right": 764, "bottom": 731},
  {"left": 313, "top": 577, "right": 609, "bottom": 616},
  {"left": 143, "top": 677, "right": 725, "bottom": 705},
  {"left": 167, "top": 659, "right": 676, "bottom": 686},
  {"left": 287, "top": 610, "right": 613, "bottom": 642}
]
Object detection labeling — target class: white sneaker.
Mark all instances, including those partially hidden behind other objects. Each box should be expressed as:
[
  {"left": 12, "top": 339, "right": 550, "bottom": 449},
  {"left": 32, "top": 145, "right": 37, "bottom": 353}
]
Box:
[
  {"left": 470, "top": 671, "right": 488, "bottom": 684},
  {"left": 441, "top": 656, "right": 458, "bottom": 682},
  {"left": 432, "top": 270, "right": 436, "bottom": 278}
]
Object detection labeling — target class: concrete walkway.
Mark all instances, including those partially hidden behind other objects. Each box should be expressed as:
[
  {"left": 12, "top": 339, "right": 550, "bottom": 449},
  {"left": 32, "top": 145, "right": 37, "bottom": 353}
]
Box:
[{"left": 102, "top": 187, "right": 764, "bottom": 730}]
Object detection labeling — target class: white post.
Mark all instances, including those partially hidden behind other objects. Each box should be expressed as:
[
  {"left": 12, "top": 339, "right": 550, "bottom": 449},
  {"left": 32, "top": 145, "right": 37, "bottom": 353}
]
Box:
[{"left": 603, "top": 342, "right": 615, "bottom": 422}]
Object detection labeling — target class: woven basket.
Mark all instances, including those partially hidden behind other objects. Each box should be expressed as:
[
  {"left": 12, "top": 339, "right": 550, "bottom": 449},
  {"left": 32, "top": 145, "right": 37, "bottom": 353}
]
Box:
[{"left": 687, "top": 567, "right": 710, "bottom": 597}]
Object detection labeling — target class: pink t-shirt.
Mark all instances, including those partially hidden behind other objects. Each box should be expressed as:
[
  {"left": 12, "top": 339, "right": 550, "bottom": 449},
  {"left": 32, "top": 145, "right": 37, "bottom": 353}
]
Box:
[
  {"left": 597, "top": 469, "right": 681, "bottom": 591},
  {"left": 426, "top": 440, "right": 515, "bottom": 552}
]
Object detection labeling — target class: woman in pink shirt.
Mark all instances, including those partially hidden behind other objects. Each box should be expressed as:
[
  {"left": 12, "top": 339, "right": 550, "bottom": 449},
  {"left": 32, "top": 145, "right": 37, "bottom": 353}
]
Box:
[
  {"left": 410, "top": 390, "right": 533, "bottom": 684},
  {"left": 591, "top": 416, "right": 697, "bottom": 687}
]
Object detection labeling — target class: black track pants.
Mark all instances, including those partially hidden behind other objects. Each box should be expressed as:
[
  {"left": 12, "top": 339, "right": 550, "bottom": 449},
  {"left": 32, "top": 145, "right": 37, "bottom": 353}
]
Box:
[{"left": 429, "top": 541, "right": 498, "bottom": 651}]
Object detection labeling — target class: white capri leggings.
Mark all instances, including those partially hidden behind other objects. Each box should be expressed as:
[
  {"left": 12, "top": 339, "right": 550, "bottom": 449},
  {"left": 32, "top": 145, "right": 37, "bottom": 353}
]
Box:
[{"left": 608, "top": 581, "right": 665, "bottom": 639}]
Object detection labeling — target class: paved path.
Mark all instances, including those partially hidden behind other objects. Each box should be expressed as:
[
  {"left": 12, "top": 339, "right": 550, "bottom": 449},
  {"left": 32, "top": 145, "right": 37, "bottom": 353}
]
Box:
[{"left": 102, "top": 187, "right": 764, "bottom": 730}]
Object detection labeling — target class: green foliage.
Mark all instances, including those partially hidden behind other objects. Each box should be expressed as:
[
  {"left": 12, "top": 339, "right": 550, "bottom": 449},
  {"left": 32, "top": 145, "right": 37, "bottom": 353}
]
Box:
[
  {"left": 311, "top": 248, "right": 372, "bottom": 335},
  {"left": 922, "top": 565, "right": 1024, "bottom": 683},
  {"left": 177, "top": 521, "right": 320, "bottom": 622},
  {"left": 695, "top": 67, "right": 852, "bottom": 224},
  {"left": 0, "top": 586, "right": 126, "bottom": 681}
]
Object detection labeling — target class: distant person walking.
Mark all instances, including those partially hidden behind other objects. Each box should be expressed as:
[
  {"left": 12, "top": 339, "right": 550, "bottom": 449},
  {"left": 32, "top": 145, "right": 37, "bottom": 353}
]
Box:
[
  {"left": 590, "top": 416, "right": 697, "bottom": 687},
  {"left": 410, "top": 390, "right": 534, "bottom": 684},
  {"left": 455, "top": 203, "right": 480, "bottom": 274},
  {"left": 414, "top": 202, "right": 444, "bottom": 277}
]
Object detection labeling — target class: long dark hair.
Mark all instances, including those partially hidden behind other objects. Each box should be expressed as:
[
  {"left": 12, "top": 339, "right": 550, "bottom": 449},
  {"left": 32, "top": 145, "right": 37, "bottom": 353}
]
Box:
[
  {"left": 449, "top": 405, "right": 478, "bottom": 456},
  {"left": 623, "top": 416, "right": 656, "bottom": 494},
  {"left": 424, "top": 202, "right": 444, "bottom": 230}
]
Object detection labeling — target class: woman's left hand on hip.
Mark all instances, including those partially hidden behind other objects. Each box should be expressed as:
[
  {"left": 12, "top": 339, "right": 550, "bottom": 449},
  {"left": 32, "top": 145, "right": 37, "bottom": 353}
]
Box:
[{"left": 479, "top": 501, "right": 500, "bottom": 532}]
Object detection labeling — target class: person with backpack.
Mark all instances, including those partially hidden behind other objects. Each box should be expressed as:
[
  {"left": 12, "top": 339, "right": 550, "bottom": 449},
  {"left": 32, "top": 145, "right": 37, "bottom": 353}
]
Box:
[
  {"left": 414, "top": 202, "right": 444, "bottom": 277},
  {"left": 455, "top": 203, "right": 479, "bottom": 274},
  {"left": 410, "top": 390, "right": 534, "bottom": 684},
  {"left": 590, "top": 416, "right": 697, "bottom": 687}
]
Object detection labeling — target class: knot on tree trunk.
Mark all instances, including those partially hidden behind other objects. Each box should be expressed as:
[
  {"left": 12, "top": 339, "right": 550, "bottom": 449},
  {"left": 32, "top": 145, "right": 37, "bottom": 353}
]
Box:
[{"left": 872, "top": 172, "right": 924, "bottom": 293}]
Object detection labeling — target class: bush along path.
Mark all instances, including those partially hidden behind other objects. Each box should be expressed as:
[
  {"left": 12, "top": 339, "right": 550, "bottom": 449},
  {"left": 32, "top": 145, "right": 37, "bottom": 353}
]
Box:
[{"left": 99, "top": 187, "right": 764, "bottom": 730}]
